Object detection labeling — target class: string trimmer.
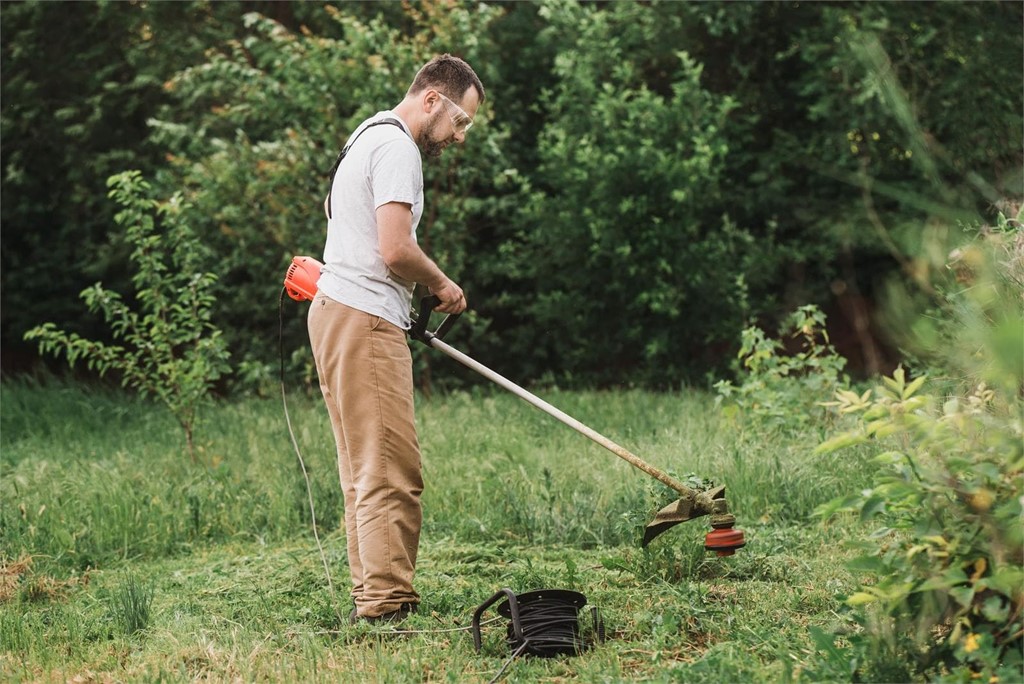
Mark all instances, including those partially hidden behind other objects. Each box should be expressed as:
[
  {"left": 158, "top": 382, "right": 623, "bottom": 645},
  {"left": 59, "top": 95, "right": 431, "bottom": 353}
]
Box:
[{"left": 284, "top": 256, "right": 746, "bottom": 553}]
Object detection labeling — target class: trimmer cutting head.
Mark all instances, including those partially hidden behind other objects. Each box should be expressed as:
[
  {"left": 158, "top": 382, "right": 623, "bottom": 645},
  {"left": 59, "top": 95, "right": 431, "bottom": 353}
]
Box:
[
  {"left": 704, "top": 523, "right": 747, "bottom": 557},
  {"left": 642, "top": 485, "right": 746, "bottom": 554}
]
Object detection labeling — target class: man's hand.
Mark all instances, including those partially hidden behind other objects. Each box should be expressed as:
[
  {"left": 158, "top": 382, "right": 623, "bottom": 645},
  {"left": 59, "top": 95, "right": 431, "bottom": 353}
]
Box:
[{"left": 430, "top": 279, "right": 466, "bottom": 314}]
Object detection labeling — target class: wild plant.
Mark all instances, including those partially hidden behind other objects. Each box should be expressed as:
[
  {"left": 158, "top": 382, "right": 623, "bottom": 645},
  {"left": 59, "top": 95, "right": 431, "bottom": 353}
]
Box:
[
  {"left": 25, "top": 171, "right": 230, "bottom": 461},
  {"left": 714, "top": 304, "right": 849, "bottom": 430},
  {"left": 816, "top": 370, "right": 1022, "bottom": 681}
]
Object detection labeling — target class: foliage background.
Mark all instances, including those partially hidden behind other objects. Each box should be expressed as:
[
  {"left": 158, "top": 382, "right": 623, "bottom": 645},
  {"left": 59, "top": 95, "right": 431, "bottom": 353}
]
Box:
[{"left": 2, "top": 0, "right": 1022, "bottom": 393}]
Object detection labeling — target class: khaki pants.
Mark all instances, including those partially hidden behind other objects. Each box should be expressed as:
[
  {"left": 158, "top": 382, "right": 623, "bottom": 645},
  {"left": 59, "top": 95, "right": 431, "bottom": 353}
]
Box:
[{"left": 307, "top": 293, "right": 422, "bottom": 618}]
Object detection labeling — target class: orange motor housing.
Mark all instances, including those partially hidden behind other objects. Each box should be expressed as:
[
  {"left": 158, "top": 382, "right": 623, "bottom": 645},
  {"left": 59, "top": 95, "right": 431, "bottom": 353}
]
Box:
[{"left": 284, "top": 256, "right": 323, "bottom": 302}]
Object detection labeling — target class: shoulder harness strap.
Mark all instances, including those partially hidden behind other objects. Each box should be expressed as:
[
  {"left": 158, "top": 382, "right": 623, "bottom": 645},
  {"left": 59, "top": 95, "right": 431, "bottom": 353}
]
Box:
[{"left": 326, "top": 117, "right": 407, "bottom": 220}]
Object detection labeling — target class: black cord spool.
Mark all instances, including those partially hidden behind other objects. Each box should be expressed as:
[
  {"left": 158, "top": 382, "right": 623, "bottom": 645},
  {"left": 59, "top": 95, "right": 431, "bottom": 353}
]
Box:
[{"left": 472, "top": 588, "right": 604, "bottom": 658}]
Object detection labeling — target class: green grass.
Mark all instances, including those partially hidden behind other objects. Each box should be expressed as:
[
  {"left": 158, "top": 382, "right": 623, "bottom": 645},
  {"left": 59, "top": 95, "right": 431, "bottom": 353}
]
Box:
[{"left": 1, "top": 378, "right": 876, "bottom": 682}]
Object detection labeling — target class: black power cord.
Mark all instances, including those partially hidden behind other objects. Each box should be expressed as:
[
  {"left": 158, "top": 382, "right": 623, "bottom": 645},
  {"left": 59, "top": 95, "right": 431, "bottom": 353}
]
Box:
[
  {"left": 505, "top": 598, "right": 588, "bottom": 657},
  {"left": 472, "top": 588, "right": 605, "bottom": 683}
]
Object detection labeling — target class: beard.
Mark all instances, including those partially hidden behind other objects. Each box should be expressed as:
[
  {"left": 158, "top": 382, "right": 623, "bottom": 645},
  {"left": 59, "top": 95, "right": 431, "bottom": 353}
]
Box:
[{"left": 418, "top": 111, "right": 452, "bottom": 159}]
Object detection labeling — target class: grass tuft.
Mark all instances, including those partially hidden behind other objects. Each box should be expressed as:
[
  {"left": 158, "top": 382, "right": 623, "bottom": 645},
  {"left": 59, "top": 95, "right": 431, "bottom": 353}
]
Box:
[{"left": 110, "top": 572, "right": 155, "bottom": 635}]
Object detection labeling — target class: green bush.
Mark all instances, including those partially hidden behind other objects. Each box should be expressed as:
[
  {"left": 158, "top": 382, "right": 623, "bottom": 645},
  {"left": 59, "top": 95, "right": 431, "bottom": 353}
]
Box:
[
  {"left": 714, "top": 305, "right": 849, "bottom": 430},
  {"left": 506, "top": 2, "right": 750, "bottom": 388},
  {"left": 816, "top": 370, "right": 1022, "bottom": 681},
  {"left": 24, "top": 171, "right": 230, "bottom": 461}
]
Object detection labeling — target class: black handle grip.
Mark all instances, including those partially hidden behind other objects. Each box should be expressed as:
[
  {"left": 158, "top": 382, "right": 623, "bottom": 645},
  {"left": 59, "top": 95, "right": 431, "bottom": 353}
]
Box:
[
  {"left": 471, "top": 588, "right": 522, "bottom": 653},
  {"left": 409, "top": 295, "right": 460, "bottom": 345}
]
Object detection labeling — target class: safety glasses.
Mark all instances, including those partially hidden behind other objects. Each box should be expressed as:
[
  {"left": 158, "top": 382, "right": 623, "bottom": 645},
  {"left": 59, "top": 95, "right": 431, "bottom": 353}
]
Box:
[{"left": 438, "top": 92, "right": 474, "bottom": 135}]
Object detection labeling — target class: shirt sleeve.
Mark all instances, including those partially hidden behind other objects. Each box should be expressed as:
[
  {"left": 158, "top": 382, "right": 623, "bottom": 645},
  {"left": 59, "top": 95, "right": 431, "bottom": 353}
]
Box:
[{"left": 369, "top": 138, "right": 422, "bottom": 211}]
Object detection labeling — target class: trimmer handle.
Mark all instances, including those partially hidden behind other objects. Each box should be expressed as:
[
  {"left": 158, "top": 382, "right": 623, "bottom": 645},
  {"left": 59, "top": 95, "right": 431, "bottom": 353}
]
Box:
[{"left": 409, "top": 295, "right": 460, "bottom": 345}]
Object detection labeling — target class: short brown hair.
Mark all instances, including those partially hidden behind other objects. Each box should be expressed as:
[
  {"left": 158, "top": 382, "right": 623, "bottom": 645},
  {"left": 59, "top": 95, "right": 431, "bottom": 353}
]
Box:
[{"left": 408, "top": 53, "right": 485, "bottom": 104}]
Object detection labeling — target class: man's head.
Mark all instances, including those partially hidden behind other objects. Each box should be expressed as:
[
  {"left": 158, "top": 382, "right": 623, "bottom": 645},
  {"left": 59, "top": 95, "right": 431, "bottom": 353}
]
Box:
[{"left": 401, "top": 54, "right": 485, "bottom": 158}]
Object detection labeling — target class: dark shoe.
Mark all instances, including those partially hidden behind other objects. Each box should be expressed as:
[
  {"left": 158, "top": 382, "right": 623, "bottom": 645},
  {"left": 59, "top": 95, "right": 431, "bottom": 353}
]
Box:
[{"left": 360, "top": 603, "right": 417, "bottom": 625}]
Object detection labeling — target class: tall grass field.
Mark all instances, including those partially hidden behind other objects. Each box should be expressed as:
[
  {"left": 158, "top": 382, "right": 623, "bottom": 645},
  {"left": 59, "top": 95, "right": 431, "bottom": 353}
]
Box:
[{"left": 0, "top": 378, "right": 901, "bottom": 681}]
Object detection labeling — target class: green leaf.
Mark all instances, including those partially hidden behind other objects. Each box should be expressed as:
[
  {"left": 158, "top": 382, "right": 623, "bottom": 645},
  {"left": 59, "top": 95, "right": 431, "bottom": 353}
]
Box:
[
  {"left": 860, "top": 495, "right": 887, "bottom": 521},
  {"left": 871, "top": 422, "right": 901, "bottom": 439},
  {"left": 972, "top": 462, "right": 1001, "bottom": 482},
  {"left": 917, "top": 568, "right": 968, "bottom": 592},
  {"left": 869, "top": 450, "right": 904, "bottom": 465},
  {"left": 980, "top": 595, "right": 1010, "bottom": 622},
  {"left": 814, "top": 432, "right": 868, "bottom": 454},
  {"left": 902, "top": 374, "right": 926, "bottom": 399},
  {"left": 987, "top": 567, "right": 1024, "bottom": 596},
  {"left": 846, "top": 555, "right": 887, "bottom": 574},
  {"left": 813, "top": 493, "right": 862, "bottom": 518},
  {"left": 883, "top": 369, "right": 905, "bottom": 395},
  {"left": 948, "top": 584, "right": 976, "bottom": 608},
  {"left": 845, "top": 591, "right": 879, "bottom": 606},
  {"left": 863, "top": 404, "right": 888, "bottom": 421}
]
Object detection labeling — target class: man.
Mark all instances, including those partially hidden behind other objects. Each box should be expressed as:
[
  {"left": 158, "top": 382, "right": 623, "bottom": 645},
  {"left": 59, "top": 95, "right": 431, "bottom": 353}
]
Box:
[{"left": 307, "top": 54, "right": 484, "bottom": 624}]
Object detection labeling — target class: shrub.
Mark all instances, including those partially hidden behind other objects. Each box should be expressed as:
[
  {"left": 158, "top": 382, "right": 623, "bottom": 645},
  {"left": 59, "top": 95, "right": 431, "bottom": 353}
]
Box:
[
  {"left": 816, "top": 370, "right": 1023, "bottom": 681},
  {"left": 508, "top": 2, "right": 750, "bottom": 387},
  {"left": 24, "top": 171, "right": 230, "bottom": 461},
  {"left": 714, "top": 304, "right": 849, "bottom": 430}
]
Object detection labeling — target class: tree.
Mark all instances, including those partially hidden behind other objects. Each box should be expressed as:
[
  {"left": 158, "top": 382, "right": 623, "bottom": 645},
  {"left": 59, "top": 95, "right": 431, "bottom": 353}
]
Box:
[
  {"left": 502, "top": 1, "right": 750, "bottom": 387},
  {"left": 1, "top": 1, "right": 243, "bottom": 374}
]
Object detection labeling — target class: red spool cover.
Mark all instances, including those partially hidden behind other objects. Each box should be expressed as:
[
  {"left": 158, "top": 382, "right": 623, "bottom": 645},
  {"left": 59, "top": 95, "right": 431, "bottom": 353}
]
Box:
[{"left": 704, "top": 528, "right": 746, "bottom": 557}]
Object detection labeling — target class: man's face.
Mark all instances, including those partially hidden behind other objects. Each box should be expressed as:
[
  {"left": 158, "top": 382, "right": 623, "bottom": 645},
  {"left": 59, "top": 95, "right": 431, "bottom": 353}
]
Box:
[
  {"left": 418, "top": 88, "right": 480, "bottom": 159},
  {"left": 418, "top": 109, "right": 451, "bottom": 159}
]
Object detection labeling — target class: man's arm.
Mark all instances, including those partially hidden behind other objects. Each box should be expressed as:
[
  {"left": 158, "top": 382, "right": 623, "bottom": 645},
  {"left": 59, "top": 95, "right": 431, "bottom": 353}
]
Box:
[{"left": 377, "top": 201, "right": 466, "bottom": 314}]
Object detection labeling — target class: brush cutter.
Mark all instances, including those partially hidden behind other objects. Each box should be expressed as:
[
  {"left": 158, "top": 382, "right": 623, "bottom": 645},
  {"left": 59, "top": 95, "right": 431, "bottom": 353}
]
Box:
[{"left": 284, "top": 256, "right": 745, "bottom": 553}]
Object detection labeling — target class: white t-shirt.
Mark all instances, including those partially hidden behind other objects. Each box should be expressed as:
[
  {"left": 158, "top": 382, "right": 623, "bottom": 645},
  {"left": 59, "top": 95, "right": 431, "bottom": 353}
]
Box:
[{"left": 317, "top": 111, "right": 423, "bottom": 329}]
